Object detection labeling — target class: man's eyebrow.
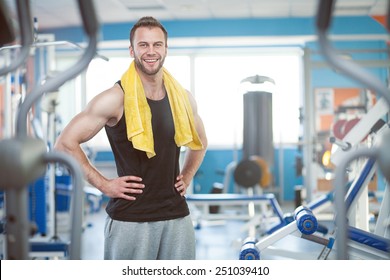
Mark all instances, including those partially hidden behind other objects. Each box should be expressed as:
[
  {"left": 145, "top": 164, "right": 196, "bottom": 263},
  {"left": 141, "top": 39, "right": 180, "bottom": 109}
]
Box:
[{"left": 137, "top": 40, "right": 164, "bottom": 45}]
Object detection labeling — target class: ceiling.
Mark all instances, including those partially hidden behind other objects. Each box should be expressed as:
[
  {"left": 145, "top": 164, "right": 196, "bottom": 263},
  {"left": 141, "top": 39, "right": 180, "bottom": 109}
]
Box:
[{"left": 3, "top": 0, "right": 388, "bottom": 30}]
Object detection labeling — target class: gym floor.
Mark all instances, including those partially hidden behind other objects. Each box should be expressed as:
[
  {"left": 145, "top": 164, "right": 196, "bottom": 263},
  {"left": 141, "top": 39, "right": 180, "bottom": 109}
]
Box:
[
  {"left": 81, "top": 208, "right": 249, "bottom": 260},
  {"left": 80, "top": 202, "right": 299, "bottom": 260}
]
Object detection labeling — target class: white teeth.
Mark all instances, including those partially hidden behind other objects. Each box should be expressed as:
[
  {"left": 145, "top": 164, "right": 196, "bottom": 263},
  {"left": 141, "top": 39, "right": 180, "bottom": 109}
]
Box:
[{"left": 145, "top": 59, "right": 157, "bottom": 62}]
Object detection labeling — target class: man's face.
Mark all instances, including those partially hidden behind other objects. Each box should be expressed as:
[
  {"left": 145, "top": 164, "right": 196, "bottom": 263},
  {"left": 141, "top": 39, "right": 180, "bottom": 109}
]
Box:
[{"left": 130, "top": 26, "right": 167, "bottom": 76}]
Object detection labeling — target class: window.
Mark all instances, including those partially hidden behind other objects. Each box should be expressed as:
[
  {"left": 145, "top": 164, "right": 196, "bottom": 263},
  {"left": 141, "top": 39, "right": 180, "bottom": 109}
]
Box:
[{"left": 194, "top": 52, "right": 302, "bottom": 148}]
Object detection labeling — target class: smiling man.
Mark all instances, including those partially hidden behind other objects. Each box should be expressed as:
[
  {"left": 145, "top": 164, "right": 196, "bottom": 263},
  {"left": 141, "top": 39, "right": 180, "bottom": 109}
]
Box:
[{"left": 54, "top": 16, "right": 207, "bottom": 260}]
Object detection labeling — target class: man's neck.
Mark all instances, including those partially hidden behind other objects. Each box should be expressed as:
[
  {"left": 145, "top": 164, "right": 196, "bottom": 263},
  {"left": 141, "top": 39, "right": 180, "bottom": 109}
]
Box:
[{"left": 136, "top": 66, "right": 165, "bottom": 100}]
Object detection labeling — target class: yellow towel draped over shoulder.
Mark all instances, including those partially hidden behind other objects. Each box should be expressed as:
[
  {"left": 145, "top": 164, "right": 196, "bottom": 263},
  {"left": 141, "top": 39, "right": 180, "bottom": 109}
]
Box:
[{"left": 121, "top": 61, "right": 203, "bottom": 158}]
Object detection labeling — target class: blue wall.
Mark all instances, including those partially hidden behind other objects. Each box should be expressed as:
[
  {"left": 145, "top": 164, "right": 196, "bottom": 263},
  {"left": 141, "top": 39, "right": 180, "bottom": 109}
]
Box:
[
  {"left": 93, "top": 146, "right": 304, "bottom": 201},
  {"left": 193, "top": 149, "right": 239, "bottom": 194},
  {"left": 309, "top": 40, "right": 388, "bottom": 88},
  {"left": 193, "top": 147, "right": 303, "bottom": 201},
  {"left": 274, "top": 148, "right": 304, "bottom": 201},
  {"left": 42, "top": 16, "right": 387, "bottom": 45}
]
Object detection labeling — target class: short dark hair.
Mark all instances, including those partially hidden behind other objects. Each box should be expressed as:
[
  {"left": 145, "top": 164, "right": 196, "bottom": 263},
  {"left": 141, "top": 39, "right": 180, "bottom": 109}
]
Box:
[{"left": 129, "top": 16, "right": 168, "bottom": 47}]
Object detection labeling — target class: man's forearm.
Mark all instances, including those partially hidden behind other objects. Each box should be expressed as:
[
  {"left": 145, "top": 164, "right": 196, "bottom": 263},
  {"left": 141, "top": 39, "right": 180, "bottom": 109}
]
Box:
[
  {"left": 55, "top": 142, "right": 108, "bottom": 192},
  {"left": 181, "top": 148, "right": 206, "bottom": 183}
]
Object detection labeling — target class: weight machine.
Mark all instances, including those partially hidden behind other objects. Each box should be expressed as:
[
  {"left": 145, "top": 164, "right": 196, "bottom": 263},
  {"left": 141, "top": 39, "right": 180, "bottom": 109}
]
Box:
[
  {"left": 0, "top": 0, "right": 99, "bottom": 259},
  {"left": 318, "top": 0, "right": 390, "bottom": 260},
  {"left": 239, "top": 126, "right": 389, "bottom": 259},
  {"left": 187, "top": 74, "right": 279, "bottom": 236},
  {"left": 239, "top": 0, "right": 390, "bottom": 260},
  {"left": 187, "top": 154, "right": 282, "bottom": 237}
]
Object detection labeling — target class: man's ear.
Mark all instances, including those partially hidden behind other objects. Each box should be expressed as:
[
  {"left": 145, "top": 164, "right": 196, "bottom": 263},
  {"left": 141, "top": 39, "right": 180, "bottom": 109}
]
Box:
[{"left": 129, "top": 45, "right": 134, "bottom": 58}]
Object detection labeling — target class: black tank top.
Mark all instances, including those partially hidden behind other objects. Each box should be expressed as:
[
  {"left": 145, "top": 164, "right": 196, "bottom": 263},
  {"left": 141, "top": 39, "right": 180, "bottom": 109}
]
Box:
[{"left": 104, "top": 81, "right": 189, "bottom": 222}]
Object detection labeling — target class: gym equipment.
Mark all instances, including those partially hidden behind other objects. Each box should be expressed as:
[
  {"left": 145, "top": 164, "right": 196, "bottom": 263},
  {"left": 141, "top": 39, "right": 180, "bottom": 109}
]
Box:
[
  {"left": 0, "top": 26, "right": 108, "bottom": 243},
  {"left": 240, "top": 122, "right": 390, "bottom": 259},
  {"left": 239, "top": 237, "right": 260, "bottom": 260},
  {"left": 317, "top": 0, "right": 390, "bottom": 259},
  {"left": 0, "top": 0, "right": 33, "bottom": 76},
  {"left": 251, "top": 156, "right": 272, "bottom": 188},
  {"left": 239, "top": 191, "right": 334, "bottom": 260},
  {"left": 331, "top": 115, "right": 390, "bottom": 259},
  {"left": 233, "top": 159, "right": 261, "bottom": 188},
  {"left": 188, "top": 154, "right": 277, "bottom": 235},
  {"left": 233, "top": 156, "right": 272, "bottom": 189},
  {"left": 186, "top": 193, "right": 284, "bottom": 236},
  {"left": 342, "top": 152, "right": 390, "bottom": 259},
  {"left": 294, "top": 206, "right": 318, "bottom": 235},
  {"left": 213, "top": 155, "right": 272, "bottom": 196},
  {"left": 332, "top": 118, "right": 361, "bottom": 141},
  {"left": 241, "top": 75, "right": 275, "bottom": 166},
  {"left": 330, "top": 98, "right": 389, "bottom": 166},
  {"left": 238, "top": 74, "right": 279, "bottom": 199},
  {"left": 239, "top": 202, "right": 334, "bottom": 260},
  {"left": 0, "top": 0, "right": 16, "bottom": 46},
  {"left": 0, "top": 0, "right": 99, "bottom": 259}
]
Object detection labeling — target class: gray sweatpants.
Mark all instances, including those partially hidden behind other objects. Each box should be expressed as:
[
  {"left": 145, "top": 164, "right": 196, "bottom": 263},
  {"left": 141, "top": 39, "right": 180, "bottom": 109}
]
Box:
[{"left": 104, "top": 215, "right": 195, "bottom": 260}]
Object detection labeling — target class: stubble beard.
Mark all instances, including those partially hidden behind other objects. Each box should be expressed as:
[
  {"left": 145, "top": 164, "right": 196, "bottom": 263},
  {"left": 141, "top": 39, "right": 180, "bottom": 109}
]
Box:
[{"left": 134, "top": 55, "right": 165, "bottom": 76}]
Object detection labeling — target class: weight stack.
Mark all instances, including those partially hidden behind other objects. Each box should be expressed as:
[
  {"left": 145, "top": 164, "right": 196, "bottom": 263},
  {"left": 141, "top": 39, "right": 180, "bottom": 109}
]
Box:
[{"left": 243, "top": 91, "right": 274, "bottom": 166}]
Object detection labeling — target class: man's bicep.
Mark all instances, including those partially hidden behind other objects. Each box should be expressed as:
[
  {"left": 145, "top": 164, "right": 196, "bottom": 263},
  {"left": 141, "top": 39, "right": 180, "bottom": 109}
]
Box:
[
  {"left": 185, "top": 90, "right": 207, "bottom": 146},
  {"left": 58, "top": 87, "right": 122, "bottom": 146},
  {"left": 73, "top": 112, "right": 105, "bottom": 142},
  {"left": 56, "top": 108, "right": 106, "bottom": 152},
  {"left": 195, "top": 114, "right": 207, "bottom": 147}
]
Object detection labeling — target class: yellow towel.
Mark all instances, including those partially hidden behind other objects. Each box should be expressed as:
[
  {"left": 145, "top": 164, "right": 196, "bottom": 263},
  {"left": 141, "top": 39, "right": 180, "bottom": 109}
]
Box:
[{"left": 121, "top": 61, "right": 203, "bottom": 158}]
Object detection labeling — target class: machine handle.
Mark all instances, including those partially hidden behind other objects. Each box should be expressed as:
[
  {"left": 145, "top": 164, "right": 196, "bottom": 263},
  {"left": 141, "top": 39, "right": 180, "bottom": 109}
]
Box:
[
  {"left": 387, "top": 0, "right": 390, "bottom": 32},
  {"left": 0, "top": 0, "right": 33, "bottom": 76},
  {"left": 0, "top": 0, "right": 99, "bottom": 260},
  {"left": 316, "top": 0, "right": 390, "bottom": 104},
  {"left": 16, "top": 0, "right": 100, "bottom": 138},
  {"left": 0, "top": 0, "right": 16, "bottom": 45},
  {"left": 78, "top": 0, "right": 99, "bottom": 36},
  {"left": 316, "top": 0, "right": 335, "bottom": 31},
  {"left": 44, "top": 151, "right": 84, "bottom": 260}
]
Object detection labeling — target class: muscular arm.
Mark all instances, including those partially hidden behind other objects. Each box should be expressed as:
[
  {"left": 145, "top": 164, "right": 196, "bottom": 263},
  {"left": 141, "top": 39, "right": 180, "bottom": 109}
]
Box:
[
  {"left": 175, "top": 91, "right": 208, "bottom": 195},
  {"left": 54, "top": 85, "right": 144, "bottom": 200}
]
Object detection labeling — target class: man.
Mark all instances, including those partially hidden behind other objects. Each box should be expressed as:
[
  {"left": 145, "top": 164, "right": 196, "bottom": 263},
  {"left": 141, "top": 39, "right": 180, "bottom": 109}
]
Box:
[{"left": 54, "top": 16, "right": 207, "bottom": 260}]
